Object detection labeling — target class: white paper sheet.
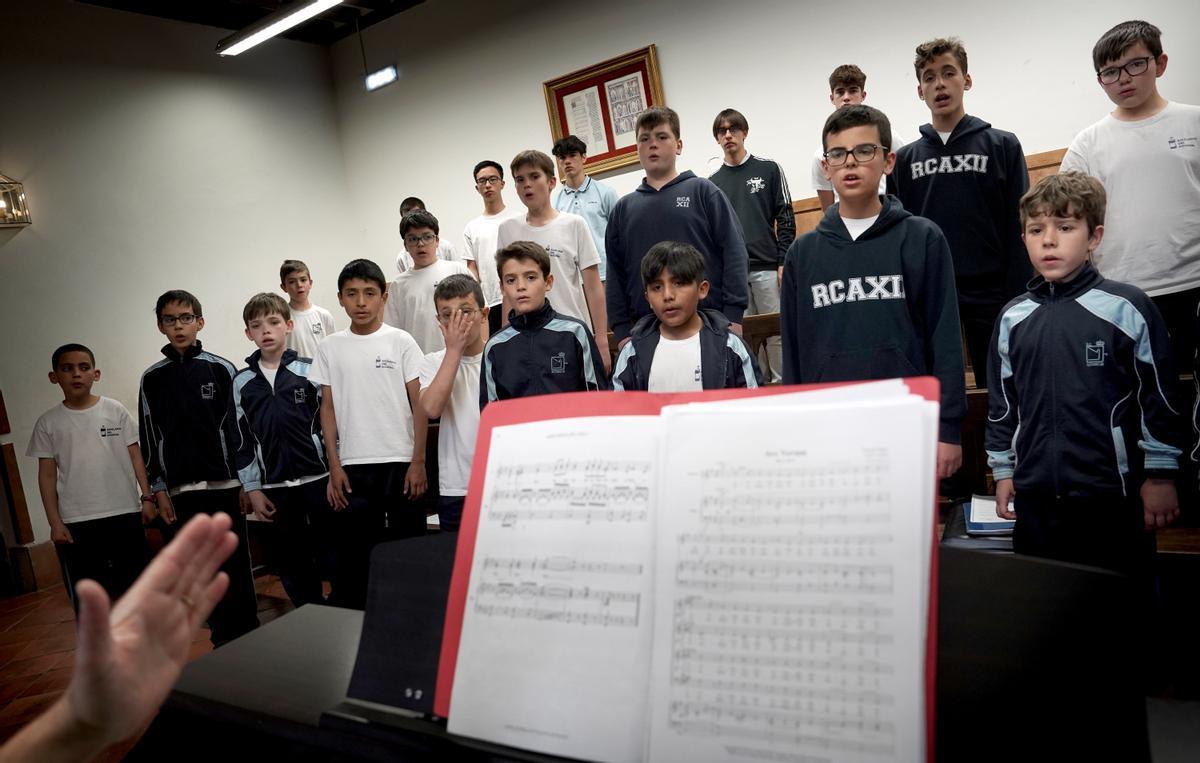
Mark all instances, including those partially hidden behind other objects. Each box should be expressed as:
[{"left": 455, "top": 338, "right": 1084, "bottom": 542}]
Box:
[
  {"left": 565, "top": 86, "right": 610, "bottom": 156},
  {"left": 448, "top": 416, "right": 658, "bottom": 763},
  {"left": 646, "top": 400, "right": 931, "bottom": 763}
]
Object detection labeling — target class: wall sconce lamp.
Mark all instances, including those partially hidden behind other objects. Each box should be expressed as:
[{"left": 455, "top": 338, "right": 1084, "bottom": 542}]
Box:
[{"left": 0, "top": 174, "right": 31, "bottom": 227}]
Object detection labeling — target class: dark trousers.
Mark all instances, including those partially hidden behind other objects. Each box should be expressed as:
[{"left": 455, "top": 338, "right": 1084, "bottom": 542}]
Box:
[
  {"left": 957, "top": 277, "right": 1009, "bottom": 385},
  {"left": 438, "top": 495, "right": 465, "bottom": 532},
  {"left": 1013, "top": 491, "right": 1153, "bottom": 579},
  {"left": 330, "top": 462, "right": 425, "bottom": 610},
  {"left": 1151, "top": 286, "right": 1200, "bottom": 373},
  {"left": 165, "top": 488, "right": 259, "bottom": 646},
  {"left": 262, "top": 479, "right": 329, "bottom": 607},
  {"left": 56, "top": 512, "right": 149, "bottom": 612}
]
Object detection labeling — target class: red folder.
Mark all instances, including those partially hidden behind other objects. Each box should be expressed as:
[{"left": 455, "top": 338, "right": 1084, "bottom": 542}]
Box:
[{"left": 434, "top": 379, "right": 941, "bottom": 761}]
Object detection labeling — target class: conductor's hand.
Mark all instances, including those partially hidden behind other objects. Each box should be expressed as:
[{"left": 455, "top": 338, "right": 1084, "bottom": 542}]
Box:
[
  {"left": 327, "top": 466, "right": 352, "bottom": 511},
  {"left": 936, "top": 442, "right": 962, "bottom": 480},
  {"left": 994, "top": 478, "right": 1016, "bottom": 520},
  {"left": 68, "top": 513, "right": 236, "bottom": 746},
  {"left": 1141, "top": 478, "right": 1179, "bottom": 531}
]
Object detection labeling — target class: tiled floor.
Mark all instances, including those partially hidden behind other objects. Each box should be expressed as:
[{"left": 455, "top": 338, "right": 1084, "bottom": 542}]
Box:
[{"left": 0, "top": 575, "right": 297, "bottom": 756}]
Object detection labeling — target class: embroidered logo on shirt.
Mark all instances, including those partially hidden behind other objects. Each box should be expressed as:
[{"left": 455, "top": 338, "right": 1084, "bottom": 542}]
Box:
[
  {"left": 1085, "top": 340, "right": 1106, "bottom": 367},
  {"left": 909, "top": 154, "right": 989, "bottom": 179},
  {"left": 200, "top": 382, "right": 215, "bottom": 400},
  {"left": 375, "top": 356, "right": 397, "bottom": 370},
  {"left": 1168, "top": 136, "right": 1198, "bottom": 149},
  {"left": 675, "top": 196, "right": 691, "bottom": 208},
  {"left": 294, "top": 388, "right": 307, "bottom": 404},
  {"left": 99, "top": 425, "right": 122, "bottom": 438},
  {"left": 312, "top": 323, "right": 324, "bottom": 336},
  {"left": 811, "top": 275, "right": 905, "bottom": 308},
  {"left": 694, "top": 365, "right": 702, "bottom": 382},
  {"left": 550, "top": 352, "right": 567, "bottom": 374},
  {"left": 747, "top": 177, "right": 766, "bottom": 194}
]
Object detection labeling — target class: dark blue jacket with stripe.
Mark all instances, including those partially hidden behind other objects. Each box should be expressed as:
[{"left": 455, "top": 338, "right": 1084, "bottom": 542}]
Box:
[
  {"left": 232, "top": 349, "right": 327, "bottom": 491},
  {"left": 612, "top": 308, "right": 763, "bottom": 391},
  {"left": 985, "top": 264, "right": 1185, "bottom": 496},
  {"left": 480, "top": 299, "right": 610, "bottom": 408}
]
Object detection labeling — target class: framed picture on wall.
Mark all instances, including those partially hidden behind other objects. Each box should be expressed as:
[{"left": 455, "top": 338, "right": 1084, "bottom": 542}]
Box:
[{"left": 543, "top": 45, "right": 665, "bottom": 175}]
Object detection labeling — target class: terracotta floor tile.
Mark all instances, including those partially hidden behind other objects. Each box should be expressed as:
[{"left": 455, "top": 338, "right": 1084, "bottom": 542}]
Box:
[
  {"left": 0, "top": 692, "right": 60, "bottom": 727},
  {"left": 17, "top": 665, "right": 73, "bottom": 698},
  {"left": 0, "top": 652, "right": 64, "bottom": 681},
  {"left": 0, "top": 622, "right": 56, "bottom": 648},
  {"left": 11, "top": 630, "right": 76, "bottom": 661},
  {"left": 0, "top": 677, "right": 39, "bottom": 708},
  {"left": 9, "top": 602, "right": 74, "bottom": 629}
]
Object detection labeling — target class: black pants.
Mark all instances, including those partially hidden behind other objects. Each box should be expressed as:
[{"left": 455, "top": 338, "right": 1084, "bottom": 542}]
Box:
[
  {"left": 1151, "top": 286, "right": 1200, "bottom": 373},
  {"left": 438, "top": 495, "right": 465, "bottom": 532},
  {"left": 330, "top": 462, "right": 425, "bottom": 610},
  {"left": 957, "top": 277, "right": 1008, "bottom": 385},
  {"left": 1013, "top": 491, "right": 1153, "bottom": 579},
  {"left": 165, "top": 488, "right": 259, "bottom": 646},
  {"left": 262, "top": 479, "right": 330, "bottom": 607},
  {"left": 56, "top": 512, "right": 149, "bottom": 612}
]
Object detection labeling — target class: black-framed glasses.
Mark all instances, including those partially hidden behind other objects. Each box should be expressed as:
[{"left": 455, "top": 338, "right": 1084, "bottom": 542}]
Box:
[
  {"left": 1097, "top": 56, "right": 1152, "bottom": 84},
  {"left": 404, "top": 233, "right": 437, "bottom": 246},
  {"left": 824, "top": 143, "right": 887, "bottom": 166},
  {"left": 160, "top": 314, "right": 198, "bottom": 327},
  {"left": 475, "top": 176, "right": 502, "bottom": 186}
]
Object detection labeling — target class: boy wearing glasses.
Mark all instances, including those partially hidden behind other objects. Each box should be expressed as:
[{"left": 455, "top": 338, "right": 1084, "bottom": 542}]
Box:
[
  {"left": 1061, "top": 20, "right": 1200, "bottom": 369},
  {"left": 462, "top": 160, "right": 521, "bottom": 337},
  {"left": 418, "top": 275, "right": 489, "bottom": 531},
  {"left": 384, "top": 210, "right": 471, "bottom": 352},
  {"left": 138, "top": 290, "right": 259, "bottom": 645},
  {"left": 782, "top": 105, "right": 966, "bottom": 480},
  {"left": 887, "top": 37, "right": 1029, "bottom": 384}
]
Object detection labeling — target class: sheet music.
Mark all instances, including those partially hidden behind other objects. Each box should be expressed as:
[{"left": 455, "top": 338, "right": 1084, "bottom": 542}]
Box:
[
  {"left": 647, "top": 400, "right": 934, "bottom": 763},
  {"left": 448, "top": 416, "right": 659, "bottom": 763}
]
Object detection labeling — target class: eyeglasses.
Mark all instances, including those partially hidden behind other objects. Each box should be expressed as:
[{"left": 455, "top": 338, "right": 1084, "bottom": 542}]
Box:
[
  {"left": 823, "top": 143, "right": 887, "bottom": 166},
  {"left": 405, "top": 233, "right": 437, "bottom": 246},
  {"left": 475, "top": 176, "right": 502, "bottom": 187},
  {"left": 160, "top": 314, "right": 198, "bottom": 327},
  {"left": 438, "top": 308, "right": 479, "bottom": 322},
  {"left": 1097, "top": 56, "right": 1152, "bottom": 84}
]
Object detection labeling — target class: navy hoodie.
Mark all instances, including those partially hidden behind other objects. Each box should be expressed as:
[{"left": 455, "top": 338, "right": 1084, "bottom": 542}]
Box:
[
  {"left": 605, "top": 171, "right": 749, "bottom": 339},
  {"left": 781, "top": 196, "right": 966, "bottom": 443},
  {"left": 232, "top": 349, "right": 327, "bottom": 491},
  {"left": 887, "top": 115, "right": 1030, "bottom": 297},
  {"left": 612, "top": 308, "right": 763, "bottom": 391},
  {"left": 987, "top": 264, "right": 1184, "bottom": 496}
]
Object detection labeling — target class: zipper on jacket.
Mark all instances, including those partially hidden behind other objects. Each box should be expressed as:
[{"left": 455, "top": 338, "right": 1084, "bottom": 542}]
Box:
[{"left": 1048, "top": 283, "right": 1062, "bottom": 497}]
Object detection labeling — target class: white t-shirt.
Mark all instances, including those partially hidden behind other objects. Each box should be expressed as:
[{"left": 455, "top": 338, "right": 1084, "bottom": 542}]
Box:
[
  {"left": 25, "top": 397, "right": 141, "bottom": 523},
  {"left": 496, "top": 213, "right": 601, "bottom": 325},
  {"left": 462, "top": 207, "right": 521, "bottom": 307},
  {"left": 287, "top": 305, "right": 336, "bottom": 359},
  {"left": 1061, "top": 101, "right": 1200, "bottom": 296},
  {"left": 418, "top": 350, "right": 482, "bottom": 496},
  {"left": 309, "top": 324, "right": 424, "bottom": 465},
  {"left": 383, "top": 259, "right": 472, "bottom": 352},
  {"left": 811, "top": 131, "right": 907, "bottom": 198},
  {"left": 394, "top": 240, "right": 459, "bottom": 275},
  {"left": 648, "top": 332, "right": 704, "bottom": 392},
  {"left": 261, "top": 366, "right": 278, "bottom": 388},
  {"left": 841, "top": 214, "right": 879, "bottom": 241}
]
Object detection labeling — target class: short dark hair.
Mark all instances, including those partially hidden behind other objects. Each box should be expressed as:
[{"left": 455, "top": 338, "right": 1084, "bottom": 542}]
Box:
[
  {"left": 243, "top": 292, "right": 291, "bottom": 325},
  {"left": 1019, "top": 172, "right": 1107, "bottom": 235},
  {"left": 914, "top": 37, "right": 968, "bottom": 78},
  {"left": 496, "top": 241, "right": 551, "bottom": 280},
  {"left": 51, "top": 343, "right": 95, "bottom": 369},
  {"left": 434, "top": 273, "right": 486, "bottom": 309},
  {"left": 155, "top": 290, "right": 202, "bottom": 321},
  {"left": 829, "top": 64, "right": 866, "bottom": 92},
  {"left": 712, "top": 108, "right": 749, "bottom": 139},
  {"left": 1092, "top": 20, "right": 1163, "bottom": 72},
  {"left": 552, "top": 135, "right": 587, "bottom": 158},
  {"left": 473, "top": 160, "right": 504, "bottom": 182},
  {"left": 641, "top": 241, "right": 706, "bottom": 287},
  {"left": 399, "top": 209, "right": 440, "bottom": 237},
  {"left": 337, "top": 259, "right": 387, "bottom": 292},
  {"left": 636, "top": 106, "right": 680, "bottom": 140},
  {"left": 510, "top": 149, "right": 555, "bottom": 178},
  {"left": 399, "top": 196, "right": 425, "bottom": 215},
  {"left": 822, "top": 104, "right": 892, "bottom": 153},
  {"left": 280, "top": 259, "right": 309, "bottom": 282}
]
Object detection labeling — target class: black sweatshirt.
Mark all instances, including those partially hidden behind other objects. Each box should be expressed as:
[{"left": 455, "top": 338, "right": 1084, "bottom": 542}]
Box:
[
  {"left": 709, "top": 155, "right": 796, "bottom": 271},
  {"left": 887, "top": 115, "right": 1030, "bottom": 297},
  {"left": 781, "top": 196, "right": 966, "bottom": 444}
]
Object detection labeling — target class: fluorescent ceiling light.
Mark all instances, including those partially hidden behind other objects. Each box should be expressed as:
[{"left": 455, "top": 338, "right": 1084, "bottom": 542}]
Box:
[
  {"left": 217, "top": 0, "right": 343, "bottom": 57},
  {"left": 365, "top": 65, "right": 398, "bottom": 91}
]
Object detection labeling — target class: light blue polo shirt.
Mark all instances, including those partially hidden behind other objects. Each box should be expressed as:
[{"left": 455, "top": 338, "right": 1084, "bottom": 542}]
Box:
[{"left": 553, "top": 176, "right": 619, "bottom": 280}]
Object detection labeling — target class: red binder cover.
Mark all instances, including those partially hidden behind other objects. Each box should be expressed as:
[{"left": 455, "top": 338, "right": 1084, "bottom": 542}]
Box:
[{"left": 434, "top": 379, "right": 941, "bottom": 761}]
